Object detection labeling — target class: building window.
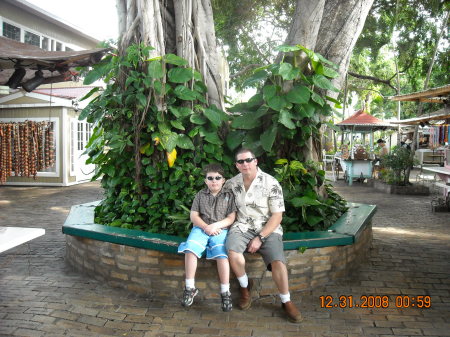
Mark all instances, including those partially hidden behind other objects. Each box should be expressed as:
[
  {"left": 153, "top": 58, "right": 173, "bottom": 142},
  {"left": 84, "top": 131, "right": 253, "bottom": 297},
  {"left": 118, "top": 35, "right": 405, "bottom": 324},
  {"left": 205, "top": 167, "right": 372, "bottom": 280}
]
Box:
[
  {"left": 3, "top": 22, "right": 20, "bottom": 41},
  {"left": 77, "top": 122, "right": 84, "bottom": 150},
  {"left": 42, "top": 37, "right": 49, "bottom": 50},
  {"left": 55, "top": 41, "right": 62, "bottom": 51},
  {"left": 24, "top": 31, "right": 40, "bottom": 47},
  {"left": 65, "top": 46, "right": 73, "bottom": 52}
]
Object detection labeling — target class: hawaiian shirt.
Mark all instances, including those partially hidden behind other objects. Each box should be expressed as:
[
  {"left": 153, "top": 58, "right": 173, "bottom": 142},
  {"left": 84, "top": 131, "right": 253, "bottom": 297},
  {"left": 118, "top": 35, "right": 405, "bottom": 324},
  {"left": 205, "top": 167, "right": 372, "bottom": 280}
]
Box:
[
  {"left": 224, "top": 168, "right": 285, "bottom": 235},
  {"left": 191, "top": 188, "right": 237, "bottom": 225}
]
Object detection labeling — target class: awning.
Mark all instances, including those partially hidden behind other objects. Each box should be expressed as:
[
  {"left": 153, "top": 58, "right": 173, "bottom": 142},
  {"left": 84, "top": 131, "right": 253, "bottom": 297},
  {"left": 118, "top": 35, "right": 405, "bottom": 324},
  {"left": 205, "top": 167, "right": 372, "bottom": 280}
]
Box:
[
  {"left": 0, "top": 36, "right": 110, "bottom": 89},
  {"left": 390, "top": 107, "right": 450, "bottom": 125},
  {"left": 336, "top": 109, "right": 395, "bottom": 132},
  {"left": 389, "top": 84, "right": 450, "bottom": 103}
]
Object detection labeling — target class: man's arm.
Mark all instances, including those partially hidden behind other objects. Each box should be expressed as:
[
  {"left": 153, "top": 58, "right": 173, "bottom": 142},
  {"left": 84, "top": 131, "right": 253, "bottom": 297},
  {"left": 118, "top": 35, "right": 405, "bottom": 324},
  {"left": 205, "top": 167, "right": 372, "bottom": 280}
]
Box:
[{"left": 247, "top": 212, "right": 283, "bottom": 254}]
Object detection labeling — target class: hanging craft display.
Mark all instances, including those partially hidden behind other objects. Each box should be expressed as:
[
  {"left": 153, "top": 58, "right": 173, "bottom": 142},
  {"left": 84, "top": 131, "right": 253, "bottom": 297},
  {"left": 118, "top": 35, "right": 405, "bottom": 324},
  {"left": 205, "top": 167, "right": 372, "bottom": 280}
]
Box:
[{"left": 0, "top": 121, "right": 55, "bottom": 183}]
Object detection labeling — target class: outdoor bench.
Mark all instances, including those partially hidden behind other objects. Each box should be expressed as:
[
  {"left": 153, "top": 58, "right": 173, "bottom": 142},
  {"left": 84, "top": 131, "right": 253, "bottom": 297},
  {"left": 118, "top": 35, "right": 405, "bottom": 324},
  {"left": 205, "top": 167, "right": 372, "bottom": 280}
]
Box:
[{"left": 62, "top": 201, "right": 376, "bottom": 299}]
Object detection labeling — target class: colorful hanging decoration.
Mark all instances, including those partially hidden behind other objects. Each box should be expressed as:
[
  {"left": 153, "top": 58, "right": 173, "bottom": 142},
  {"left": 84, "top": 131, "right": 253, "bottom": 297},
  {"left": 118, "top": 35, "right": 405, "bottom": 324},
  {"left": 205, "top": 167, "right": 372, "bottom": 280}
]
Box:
[{"left": 0, "top": 121, "right": 55, "bottom": 183}]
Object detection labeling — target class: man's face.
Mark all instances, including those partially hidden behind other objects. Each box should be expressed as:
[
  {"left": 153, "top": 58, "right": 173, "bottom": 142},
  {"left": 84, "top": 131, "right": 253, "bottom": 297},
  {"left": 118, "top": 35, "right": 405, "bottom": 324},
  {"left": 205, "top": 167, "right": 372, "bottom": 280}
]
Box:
[
  {"left": 204, "top": 171, "right": 224, "bottom": 194},
  {"left": 235, "top": 151, "right": 258, "bottom": 175}
]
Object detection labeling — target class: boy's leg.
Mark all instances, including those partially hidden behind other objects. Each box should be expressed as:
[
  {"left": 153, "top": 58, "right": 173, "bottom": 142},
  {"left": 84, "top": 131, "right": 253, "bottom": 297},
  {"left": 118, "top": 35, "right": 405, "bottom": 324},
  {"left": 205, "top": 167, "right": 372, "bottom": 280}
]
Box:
[
  {"left": 185, "top": 252, "right": 198, "bottom": 280},
  {"left": 216, "top": 258, "right": 232, "bottom": 312},
  {"left": 216, "top": 257, "right": 230, "bottom": 285}
]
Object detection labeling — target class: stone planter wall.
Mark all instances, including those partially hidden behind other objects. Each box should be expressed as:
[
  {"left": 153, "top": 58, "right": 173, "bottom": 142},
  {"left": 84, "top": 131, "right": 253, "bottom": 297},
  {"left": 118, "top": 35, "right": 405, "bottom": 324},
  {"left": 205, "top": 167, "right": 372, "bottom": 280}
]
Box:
[
  {"left": 63, "top": 202, "right": 375, "bottom": 300},
  {"left": 65, "top": 224, "right": 372, "bottom": 300},
  {"left": 372, "top": 179, "right": 430, "bottom": 195}
]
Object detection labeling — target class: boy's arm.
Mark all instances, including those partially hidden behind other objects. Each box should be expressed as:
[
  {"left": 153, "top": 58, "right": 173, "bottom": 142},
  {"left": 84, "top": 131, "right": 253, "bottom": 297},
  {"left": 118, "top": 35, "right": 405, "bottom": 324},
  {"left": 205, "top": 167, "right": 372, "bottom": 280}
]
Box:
[
  {"left": 190, "top": 211, "right": 209, "bottom": 231},
  {"left": 210, "top": 211, "right": 236, "bottom": 230}
]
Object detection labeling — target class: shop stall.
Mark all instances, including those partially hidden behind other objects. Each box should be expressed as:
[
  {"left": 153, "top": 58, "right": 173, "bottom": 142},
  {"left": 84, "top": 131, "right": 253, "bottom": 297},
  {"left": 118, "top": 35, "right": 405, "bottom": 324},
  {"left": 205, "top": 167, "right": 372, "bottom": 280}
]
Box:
[{"left": 333, "top": 109, "right": 395, "bottom": 185}]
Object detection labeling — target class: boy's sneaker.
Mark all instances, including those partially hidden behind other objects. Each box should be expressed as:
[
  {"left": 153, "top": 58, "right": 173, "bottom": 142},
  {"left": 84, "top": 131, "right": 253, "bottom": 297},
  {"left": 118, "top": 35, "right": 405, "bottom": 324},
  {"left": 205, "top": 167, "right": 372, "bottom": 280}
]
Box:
[
  {"left": 221, "top": 291, "right": 232, "bottom": 312},
  {"left": 181, "top": 287, "right": 198, "bottom": 307}
]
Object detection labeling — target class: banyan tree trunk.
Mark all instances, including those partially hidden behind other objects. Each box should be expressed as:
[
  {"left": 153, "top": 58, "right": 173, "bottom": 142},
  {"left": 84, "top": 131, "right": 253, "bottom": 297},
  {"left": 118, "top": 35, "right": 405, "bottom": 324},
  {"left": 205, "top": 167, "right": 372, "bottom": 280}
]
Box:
[{"left": 116, "top": 0, "right": 224, "bottom": 110}]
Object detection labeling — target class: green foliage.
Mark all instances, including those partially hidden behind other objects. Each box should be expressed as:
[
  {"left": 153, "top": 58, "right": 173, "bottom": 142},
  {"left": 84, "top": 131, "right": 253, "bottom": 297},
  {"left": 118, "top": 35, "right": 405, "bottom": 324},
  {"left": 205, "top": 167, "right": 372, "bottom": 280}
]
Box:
[
  {"left": 274, "top": 160, "right": 347, "bottom": 232},
  {"left": 82, "top": 43, "right": 347, "bottom": 236},
  {"left": 381, "top": 146, "right": 418, "bottom": 186},
  {"left": 81, "top": 43, "right": 233, "bottom": 236},
  {"left": 228, "top": 44, "right": 337, "bottom": 161},
  {"left": 229, "top": 45, "right": 348, "bottom": 230}
]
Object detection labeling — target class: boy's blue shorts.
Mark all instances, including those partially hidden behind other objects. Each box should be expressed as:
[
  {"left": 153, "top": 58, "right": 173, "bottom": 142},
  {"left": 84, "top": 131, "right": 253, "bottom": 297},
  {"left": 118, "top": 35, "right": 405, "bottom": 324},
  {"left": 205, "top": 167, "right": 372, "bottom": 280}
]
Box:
[{"left": 178, "top": 227, "right": 228, "bottom": 259}]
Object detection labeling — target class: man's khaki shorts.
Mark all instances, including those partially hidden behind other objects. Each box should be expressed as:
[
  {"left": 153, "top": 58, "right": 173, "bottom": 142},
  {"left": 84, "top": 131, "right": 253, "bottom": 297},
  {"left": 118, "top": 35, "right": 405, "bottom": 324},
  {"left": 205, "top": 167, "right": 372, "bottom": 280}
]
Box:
[{"left": 226, "top": 226, "right": 286, "bottom": 271}]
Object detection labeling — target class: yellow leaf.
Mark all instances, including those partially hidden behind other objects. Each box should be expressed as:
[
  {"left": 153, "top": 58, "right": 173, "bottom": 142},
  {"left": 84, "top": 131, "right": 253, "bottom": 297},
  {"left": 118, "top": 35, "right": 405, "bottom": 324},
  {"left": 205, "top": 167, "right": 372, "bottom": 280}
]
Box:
[
  {"left": 140, "top": 143, "right": 150, "bottom": 154},
  {"left": 154, "top": 137, "right": 160, "bottom": 145},
  {"left": 167, "top": 149, "right": 177, "bottom": 167}
]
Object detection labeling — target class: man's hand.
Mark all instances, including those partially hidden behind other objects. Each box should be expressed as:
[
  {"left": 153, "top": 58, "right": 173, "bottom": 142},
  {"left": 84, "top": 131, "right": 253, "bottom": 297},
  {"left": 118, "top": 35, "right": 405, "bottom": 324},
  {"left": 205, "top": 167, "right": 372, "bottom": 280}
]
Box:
[{"left": 247, "top": 236, "right": 262, "bottom": 253}]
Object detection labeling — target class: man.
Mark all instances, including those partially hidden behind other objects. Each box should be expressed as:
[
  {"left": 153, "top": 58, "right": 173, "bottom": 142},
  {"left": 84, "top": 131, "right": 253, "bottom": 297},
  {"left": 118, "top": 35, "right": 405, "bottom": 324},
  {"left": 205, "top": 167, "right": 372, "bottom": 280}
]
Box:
[{"left": 224, "top": 148, "right": 302, "bottom": 323}]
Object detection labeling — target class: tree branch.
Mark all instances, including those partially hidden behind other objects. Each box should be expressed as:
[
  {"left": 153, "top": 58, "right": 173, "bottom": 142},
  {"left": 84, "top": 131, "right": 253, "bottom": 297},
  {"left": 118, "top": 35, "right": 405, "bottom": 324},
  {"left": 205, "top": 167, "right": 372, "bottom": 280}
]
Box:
[
  {"left": 347, "top": 71, "right": 397, "bottom": 91},
  {"left": 229, "top": 64, "right": 261, "bottom": 79}
]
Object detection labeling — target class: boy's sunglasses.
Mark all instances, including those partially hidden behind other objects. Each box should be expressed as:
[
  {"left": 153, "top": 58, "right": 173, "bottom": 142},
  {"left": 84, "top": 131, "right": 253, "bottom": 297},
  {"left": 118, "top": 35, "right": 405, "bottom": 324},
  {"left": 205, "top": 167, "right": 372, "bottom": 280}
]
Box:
[
  {"left": 206, "top": 176, "right": 223, "bottom": 181},
  {"left": 236, "top": 157, "right": 255, "bottom": 164}
]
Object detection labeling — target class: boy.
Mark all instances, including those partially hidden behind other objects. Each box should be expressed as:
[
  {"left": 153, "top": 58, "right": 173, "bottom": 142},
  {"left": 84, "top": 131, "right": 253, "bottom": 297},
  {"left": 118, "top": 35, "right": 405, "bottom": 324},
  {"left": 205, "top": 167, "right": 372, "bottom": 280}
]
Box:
[{"left": 177, "top": 163, "right": 237, "bottom": 311}]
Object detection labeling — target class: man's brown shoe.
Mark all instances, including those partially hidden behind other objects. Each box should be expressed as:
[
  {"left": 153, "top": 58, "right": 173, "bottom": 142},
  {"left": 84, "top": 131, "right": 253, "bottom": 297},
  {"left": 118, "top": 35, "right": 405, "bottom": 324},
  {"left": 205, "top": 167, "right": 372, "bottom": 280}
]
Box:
[
  {"left": 282, "top": 301, "right": 302, "bottom": 323},
  {"left": 238, "top": 279, "right": 253, "bottom": 310}
]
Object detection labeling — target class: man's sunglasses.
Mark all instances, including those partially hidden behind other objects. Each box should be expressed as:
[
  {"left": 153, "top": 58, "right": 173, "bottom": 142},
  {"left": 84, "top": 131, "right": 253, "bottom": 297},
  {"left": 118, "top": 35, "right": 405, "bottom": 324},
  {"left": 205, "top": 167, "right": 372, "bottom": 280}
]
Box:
[
  {"left": 206, "top": 176, "right": 223, "bottom": 181},
  {"left": 236, "top": 158, "right": 255, "bottom": 165}
]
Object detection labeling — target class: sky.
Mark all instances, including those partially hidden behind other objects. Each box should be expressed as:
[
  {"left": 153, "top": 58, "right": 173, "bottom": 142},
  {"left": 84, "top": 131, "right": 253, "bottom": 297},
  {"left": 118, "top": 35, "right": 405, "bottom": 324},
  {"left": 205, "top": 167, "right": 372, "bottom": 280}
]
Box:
[{"left": 26, "top": 0, "right": 119, "bottom": 41}]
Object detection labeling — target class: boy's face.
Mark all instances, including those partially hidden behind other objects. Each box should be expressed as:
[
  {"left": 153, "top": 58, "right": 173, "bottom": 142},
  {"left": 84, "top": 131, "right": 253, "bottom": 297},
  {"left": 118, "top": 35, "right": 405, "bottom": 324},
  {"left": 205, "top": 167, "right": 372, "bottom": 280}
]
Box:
[{"left": 204, "top": 171, "right": 225, "bottom": 194}]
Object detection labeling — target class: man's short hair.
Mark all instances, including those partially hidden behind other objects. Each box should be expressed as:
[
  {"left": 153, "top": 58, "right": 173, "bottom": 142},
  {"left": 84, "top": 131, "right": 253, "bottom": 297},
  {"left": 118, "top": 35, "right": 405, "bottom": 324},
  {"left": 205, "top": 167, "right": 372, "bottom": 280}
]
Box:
[
  {"left": 376, "top": 139, "right": 385, "bottom": 144},
  {"left": 235, "top": 147, "right": 256, "bottom": 160},
  {"left": 203, "top": 163, "right": 225, "bottom": 177}
]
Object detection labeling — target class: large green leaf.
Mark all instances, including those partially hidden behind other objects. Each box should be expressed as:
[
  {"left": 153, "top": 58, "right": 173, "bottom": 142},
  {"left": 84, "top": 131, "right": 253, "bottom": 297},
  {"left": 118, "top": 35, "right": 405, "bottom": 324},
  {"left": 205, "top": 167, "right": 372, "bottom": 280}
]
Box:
[
  {"left": 260, "top": 124, "right": 277, "bottom": 151},
  {"left": 190, "top": 114, "right": 207, "bottom": 125},
  {"left": 83, "top": 62, "right": 111, "bottom": 84},
  {"left": 279, "top": 109, "right": 296, "bottom": 129},
  {"left": 170, "top": 120, "right": 185, "bottom": 130},
  {"left": 231, "top": 112, "right": 262, "bottom": 129},
  {"left": 267, "top": 95, "right": 287, "bottom": 111},
  {"left": 204, "top": 131, "right": 222, "bottom": 145},
  {"left": 312, "top": 74, "right": 339, "bottom": 92},
  {"left": 163, "top": 54, "right": 188, "bottom": 66},
  {"left": 307, "top": 215, "right": 324, "bottom": 226},
  {"left": 174, "top": 85, "right": 197, "bottom": 100},
  {"left": 286, "top": 85, "right": 310, "bottom": 104},
  {"left": 204, "top": 107, "right": 226, "bottom": 127},
  {"left": 148, "top": 60, "right": 164, "bottom": 78},
  {"left": 242, "top": 69, "right": 269, "bottom": 87},
  {"left": 176, "top": 134, "right": 194, "bottom": 149},
  {"left": 311, "top": 92, "right": 325, "bottom": 106},
  {"left": 263, "top": 85, "right": 277, "bottom": 101},
  {"left": 278, "top": 62, "right": 299, "bottom": 80},
  {"left": 226, "top": 130, "right": 245, "bottom": 150},
  {"left": 168, "top": 67, "right": 194, "bottom": 83},
  {"left": 291, "top": 196, "right": 321, "bottom": 207}
]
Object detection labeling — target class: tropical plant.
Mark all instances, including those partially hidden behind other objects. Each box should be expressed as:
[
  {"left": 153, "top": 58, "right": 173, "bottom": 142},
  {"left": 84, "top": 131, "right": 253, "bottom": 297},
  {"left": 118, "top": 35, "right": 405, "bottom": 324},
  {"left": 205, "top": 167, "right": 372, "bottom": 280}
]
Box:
[
  {"left": 225, "top": 44, "right": 339, "bottom": 163},
  {"left": 381, "top": 146, "right": 418, "bottom": 186},
  {"left": 274, "top": 159, "right": 347, "bottom": 232},
  {"left": 80, "top": 43, "right": 232, "bottom": 237}
]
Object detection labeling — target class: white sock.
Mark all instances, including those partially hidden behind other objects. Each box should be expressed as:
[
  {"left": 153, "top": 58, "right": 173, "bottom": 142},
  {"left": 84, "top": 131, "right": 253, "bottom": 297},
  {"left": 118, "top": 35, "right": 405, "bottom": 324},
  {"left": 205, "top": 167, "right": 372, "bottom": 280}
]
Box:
[
  {"left": 237, "top": 274, "right": 248, "bottom": 288},
  {"left": 185, "top": 278, "right": 195, "bottom": 289},
  {"left": 280, "top": 293, "right": 290, "bottom": 303},
  {"left": 220, "top": 283, "right": 230, "bottom": 294}
]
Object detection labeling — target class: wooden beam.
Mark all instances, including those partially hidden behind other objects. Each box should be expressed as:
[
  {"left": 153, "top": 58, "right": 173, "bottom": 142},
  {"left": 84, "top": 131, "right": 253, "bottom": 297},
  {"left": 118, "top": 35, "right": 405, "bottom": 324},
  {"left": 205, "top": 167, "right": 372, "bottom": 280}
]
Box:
[{"left": 390, "top": 84, "right": 450, "bottom": 102}]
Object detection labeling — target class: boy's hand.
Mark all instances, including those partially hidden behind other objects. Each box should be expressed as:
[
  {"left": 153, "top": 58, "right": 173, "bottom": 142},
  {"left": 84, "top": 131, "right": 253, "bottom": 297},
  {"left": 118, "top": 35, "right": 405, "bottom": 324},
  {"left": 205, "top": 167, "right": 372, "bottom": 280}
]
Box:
[{"left": 204, "top": 223, "right": 221, "bottom": 236}]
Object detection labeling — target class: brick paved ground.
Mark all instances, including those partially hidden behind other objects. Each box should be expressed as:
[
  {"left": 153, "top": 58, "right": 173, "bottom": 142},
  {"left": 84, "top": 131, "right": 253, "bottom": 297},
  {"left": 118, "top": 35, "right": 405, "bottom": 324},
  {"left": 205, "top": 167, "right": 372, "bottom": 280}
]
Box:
[{"left": 0, "top": 175, "right": 449, "bottom": 337}]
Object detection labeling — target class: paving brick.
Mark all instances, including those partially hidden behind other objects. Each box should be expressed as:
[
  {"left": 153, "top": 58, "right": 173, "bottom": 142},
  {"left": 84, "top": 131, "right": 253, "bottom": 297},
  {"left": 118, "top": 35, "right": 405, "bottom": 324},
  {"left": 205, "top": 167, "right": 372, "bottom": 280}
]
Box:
[{"left": 1, "top": 176, "right": 449, "bottom": 337}]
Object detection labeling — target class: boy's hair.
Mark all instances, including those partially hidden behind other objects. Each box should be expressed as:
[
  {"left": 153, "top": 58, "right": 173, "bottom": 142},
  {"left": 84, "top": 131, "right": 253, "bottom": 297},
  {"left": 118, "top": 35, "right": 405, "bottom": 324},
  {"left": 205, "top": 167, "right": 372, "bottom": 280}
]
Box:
[
  {"left": 235, "top": 147, "right": 256, "bottom": 160},
  {"left": 203, "top": 163, "right": 225, "bottom": 177}
]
